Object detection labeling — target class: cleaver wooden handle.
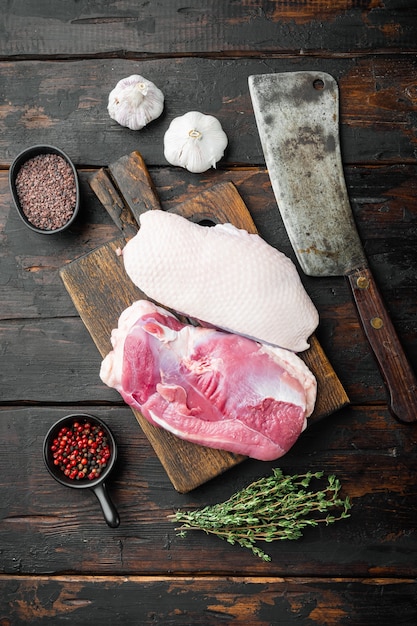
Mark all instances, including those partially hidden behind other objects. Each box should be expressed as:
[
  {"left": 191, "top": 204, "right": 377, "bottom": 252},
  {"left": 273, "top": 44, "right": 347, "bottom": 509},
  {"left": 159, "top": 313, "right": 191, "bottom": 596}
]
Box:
[{"left": 347, "top": 266, "right": 417, "bottom": 423}]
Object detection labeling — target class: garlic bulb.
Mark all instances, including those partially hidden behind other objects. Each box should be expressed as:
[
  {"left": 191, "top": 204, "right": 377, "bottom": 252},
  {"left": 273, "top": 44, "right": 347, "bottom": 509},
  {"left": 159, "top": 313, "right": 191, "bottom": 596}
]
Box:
[
  {"left": 108, "top": 74, "right": 164, "bottom": 131},
  {"left": 163, "top": 111, "right": 228, "bottom": 173}
]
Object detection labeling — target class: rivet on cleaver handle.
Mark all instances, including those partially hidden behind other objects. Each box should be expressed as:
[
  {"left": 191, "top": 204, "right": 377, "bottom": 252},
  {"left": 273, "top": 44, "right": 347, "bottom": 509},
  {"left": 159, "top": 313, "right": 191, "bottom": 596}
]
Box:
[{"left": 249, "top": 71, "right": 417, "bottom": 423}]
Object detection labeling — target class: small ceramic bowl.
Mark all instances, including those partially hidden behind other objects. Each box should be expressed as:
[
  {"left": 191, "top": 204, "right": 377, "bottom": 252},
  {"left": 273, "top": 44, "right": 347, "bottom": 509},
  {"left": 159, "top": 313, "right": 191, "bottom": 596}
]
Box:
[
  {"left": 43, "top": 413, "right": 120, "bottom": 528},
  {"left": 9, "top": 145, "right": 80, "bottom": 234}
]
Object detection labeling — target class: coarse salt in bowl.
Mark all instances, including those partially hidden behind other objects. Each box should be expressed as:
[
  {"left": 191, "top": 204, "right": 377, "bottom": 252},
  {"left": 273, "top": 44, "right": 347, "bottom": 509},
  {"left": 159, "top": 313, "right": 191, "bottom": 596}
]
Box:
[{"left": 9, "top": 145, "right": 80, "bottom": 234}]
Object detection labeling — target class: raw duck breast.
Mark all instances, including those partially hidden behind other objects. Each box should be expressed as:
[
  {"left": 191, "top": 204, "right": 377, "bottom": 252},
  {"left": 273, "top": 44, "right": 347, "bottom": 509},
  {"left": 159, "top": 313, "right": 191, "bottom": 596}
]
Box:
[
  {"left": 100, "top": 300, "right": 317, "bottom": 461},
  {"left": 121, "top": 210, "right": 319, "bottom": 353}
]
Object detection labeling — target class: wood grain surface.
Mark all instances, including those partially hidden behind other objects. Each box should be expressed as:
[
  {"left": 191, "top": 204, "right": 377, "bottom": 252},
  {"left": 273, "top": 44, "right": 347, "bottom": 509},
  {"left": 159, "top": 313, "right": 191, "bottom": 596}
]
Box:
[
  {"left": 2, "top": 56, "right": 417, "bottom": 168},
  {"left": 1, "top": 2, "right": 417, "bottom": 624}
]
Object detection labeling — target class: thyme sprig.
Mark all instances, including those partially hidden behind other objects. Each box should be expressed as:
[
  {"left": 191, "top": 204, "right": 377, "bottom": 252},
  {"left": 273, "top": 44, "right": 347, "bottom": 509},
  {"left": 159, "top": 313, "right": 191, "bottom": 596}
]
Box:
[{"left": 169, "top": 468, "right": 351, "bottom": 561}]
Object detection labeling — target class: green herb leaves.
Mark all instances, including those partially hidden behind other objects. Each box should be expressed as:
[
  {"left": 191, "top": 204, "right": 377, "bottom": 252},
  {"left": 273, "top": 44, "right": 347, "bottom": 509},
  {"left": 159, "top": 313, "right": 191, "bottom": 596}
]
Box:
[{"left": 169, "top": 469, "right": 351, "bottom": 561}]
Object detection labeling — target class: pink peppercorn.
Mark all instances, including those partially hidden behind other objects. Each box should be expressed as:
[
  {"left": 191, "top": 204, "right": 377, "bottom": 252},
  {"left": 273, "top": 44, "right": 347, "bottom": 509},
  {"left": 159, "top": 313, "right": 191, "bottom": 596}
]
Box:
[{"left": 51, "top": 420, "right": 111, "bottom": 481}]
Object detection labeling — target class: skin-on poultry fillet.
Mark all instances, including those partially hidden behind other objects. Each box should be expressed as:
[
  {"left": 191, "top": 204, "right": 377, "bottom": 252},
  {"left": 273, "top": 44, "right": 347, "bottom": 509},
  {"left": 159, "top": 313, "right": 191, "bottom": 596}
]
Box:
[
  {"left": 121, "top": 210, "right": 319, "bottom": 353},
  {"left": 100, "top": 300, "right": 317, "bottom": 461}
]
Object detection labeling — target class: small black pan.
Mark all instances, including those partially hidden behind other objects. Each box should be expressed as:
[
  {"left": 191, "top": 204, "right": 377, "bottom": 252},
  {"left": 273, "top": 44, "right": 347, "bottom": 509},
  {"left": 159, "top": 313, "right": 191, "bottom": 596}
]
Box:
[{"left": 43, "top": 413, "right": 120, "bottom": 528}]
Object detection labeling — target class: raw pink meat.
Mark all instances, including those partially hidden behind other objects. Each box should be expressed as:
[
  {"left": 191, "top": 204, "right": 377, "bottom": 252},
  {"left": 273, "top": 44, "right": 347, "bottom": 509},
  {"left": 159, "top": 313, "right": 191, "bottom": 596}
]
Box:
[
  {"left": 121, "top": 210, "right": 319, "bottom": 352},
  {"left": 100, "top": 300, "right": 317, "bottom": 461}
]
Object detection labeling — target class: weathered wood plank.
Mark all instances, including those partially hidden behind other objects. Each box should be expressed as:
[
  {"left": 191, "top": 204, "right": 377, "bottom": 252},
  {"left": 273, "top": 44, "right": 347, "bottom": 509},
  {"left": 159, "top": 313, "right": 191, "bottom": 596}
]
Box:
[
  {"left": 0, "top": 314, "right": 393, "bottom": 405},
  {"left": 1, "top": 57, "right": 417, "bottom": 166},
  {"left": 0, "top": 406, "right": 416, "bottom": 577},
  {"left": 1, "top": 0, "right": 416, "bottom": 57},
  {"left": 1, "top": 575, "right": 416, "bottom": 626},
  {"left": 1, "top": 162, "right": 416, "bottom": 407},
  {"left": 2, "top": 164, "right": 417, "bottom": 320}
]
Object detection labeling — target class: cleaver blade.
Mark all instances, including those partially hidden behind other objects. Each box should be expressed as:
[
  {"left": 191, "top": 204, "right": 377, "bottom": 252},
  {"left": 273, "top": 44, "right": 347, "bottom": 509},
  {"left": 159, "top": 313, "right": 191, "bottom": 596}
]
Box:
[{"left": 249, "top": 70, "right": 417, "bottom": 423}]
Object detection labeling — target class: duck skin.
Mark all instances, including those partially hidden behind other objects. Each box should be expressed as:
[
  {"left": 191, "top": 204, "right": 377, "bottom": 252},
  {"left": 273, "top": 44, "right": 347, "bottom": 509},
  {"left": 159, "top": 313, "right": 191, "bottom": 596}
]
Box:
[{"left": 121, "top": 210, "right": 319, "bottom": 353}]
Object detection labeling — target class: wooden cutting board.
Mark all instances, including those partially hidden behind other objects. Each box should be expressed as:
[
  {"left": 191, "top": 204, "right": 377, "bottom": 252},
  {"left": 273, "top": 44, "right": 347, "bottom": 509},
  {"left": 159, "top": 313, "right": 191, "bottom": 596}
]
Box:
[{"left": 60, "top": 151, "right": 349, "bottom": 493}]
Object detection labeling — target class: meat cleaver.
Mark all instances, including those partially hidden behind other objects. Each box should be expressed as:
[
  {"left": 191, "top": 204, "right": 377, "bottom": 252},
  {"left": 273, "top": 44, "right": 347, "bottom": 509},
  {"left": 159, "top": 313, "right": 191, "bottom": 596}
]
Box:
[{"left": 249, "top": 70, "right": 417, "bottom": 424}]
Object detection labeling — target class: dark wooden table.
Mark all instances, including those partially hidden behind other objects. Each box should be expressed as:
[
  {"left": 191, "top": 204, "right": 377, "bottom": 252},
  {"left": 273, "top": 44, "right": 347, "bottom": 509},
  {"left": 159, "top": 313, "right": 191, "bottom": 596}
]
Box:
[{"left": 1, "top": 2, "right": 417, "bottom": 624}]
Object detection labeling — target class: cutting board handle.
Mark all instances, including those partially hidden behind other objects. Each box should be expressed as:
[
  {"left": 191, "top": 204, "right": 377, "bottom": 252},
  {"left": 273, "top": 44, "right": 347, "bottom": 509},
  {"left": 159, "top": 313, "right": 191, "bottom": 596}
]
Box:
[{"left": 89, "top": 151, "right": 162, "bottom": 238}]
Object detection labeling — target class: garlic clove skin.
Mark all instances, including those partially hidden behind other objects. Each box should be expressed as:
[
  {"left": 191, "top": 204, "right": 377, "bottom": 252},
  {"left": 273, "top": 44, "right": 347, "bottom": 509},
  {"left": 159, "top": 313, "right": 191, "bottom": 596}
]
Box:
[
  {"left": 108, "top": 74, "right": 164, "bottom": 131},
  {"left": 163, "top": 111, "right": 228, "bottom": 173}
]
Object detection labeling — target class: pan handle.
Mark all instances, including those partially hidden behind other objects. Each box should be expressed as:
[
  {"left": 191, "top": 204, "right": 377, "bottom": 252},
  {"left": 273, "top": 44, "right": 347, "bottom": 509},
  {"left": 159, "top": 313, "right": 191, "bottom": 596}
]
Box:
[
  {"left": 346, "top": 266, "right": 417, "bottom": 423},
  {"left": 91, "top": 482, "right": 120, "bottom": 528}
]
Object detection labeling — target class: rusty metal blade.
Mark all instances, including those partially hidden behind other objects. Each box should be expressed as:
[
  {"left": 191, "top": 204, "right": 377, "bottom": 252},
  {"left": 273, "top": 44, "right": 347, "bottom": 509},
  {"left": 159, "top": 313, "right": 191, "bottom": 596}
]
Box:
[{"left": 249, "top": 71, "right": 365, "bottom": 277}]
